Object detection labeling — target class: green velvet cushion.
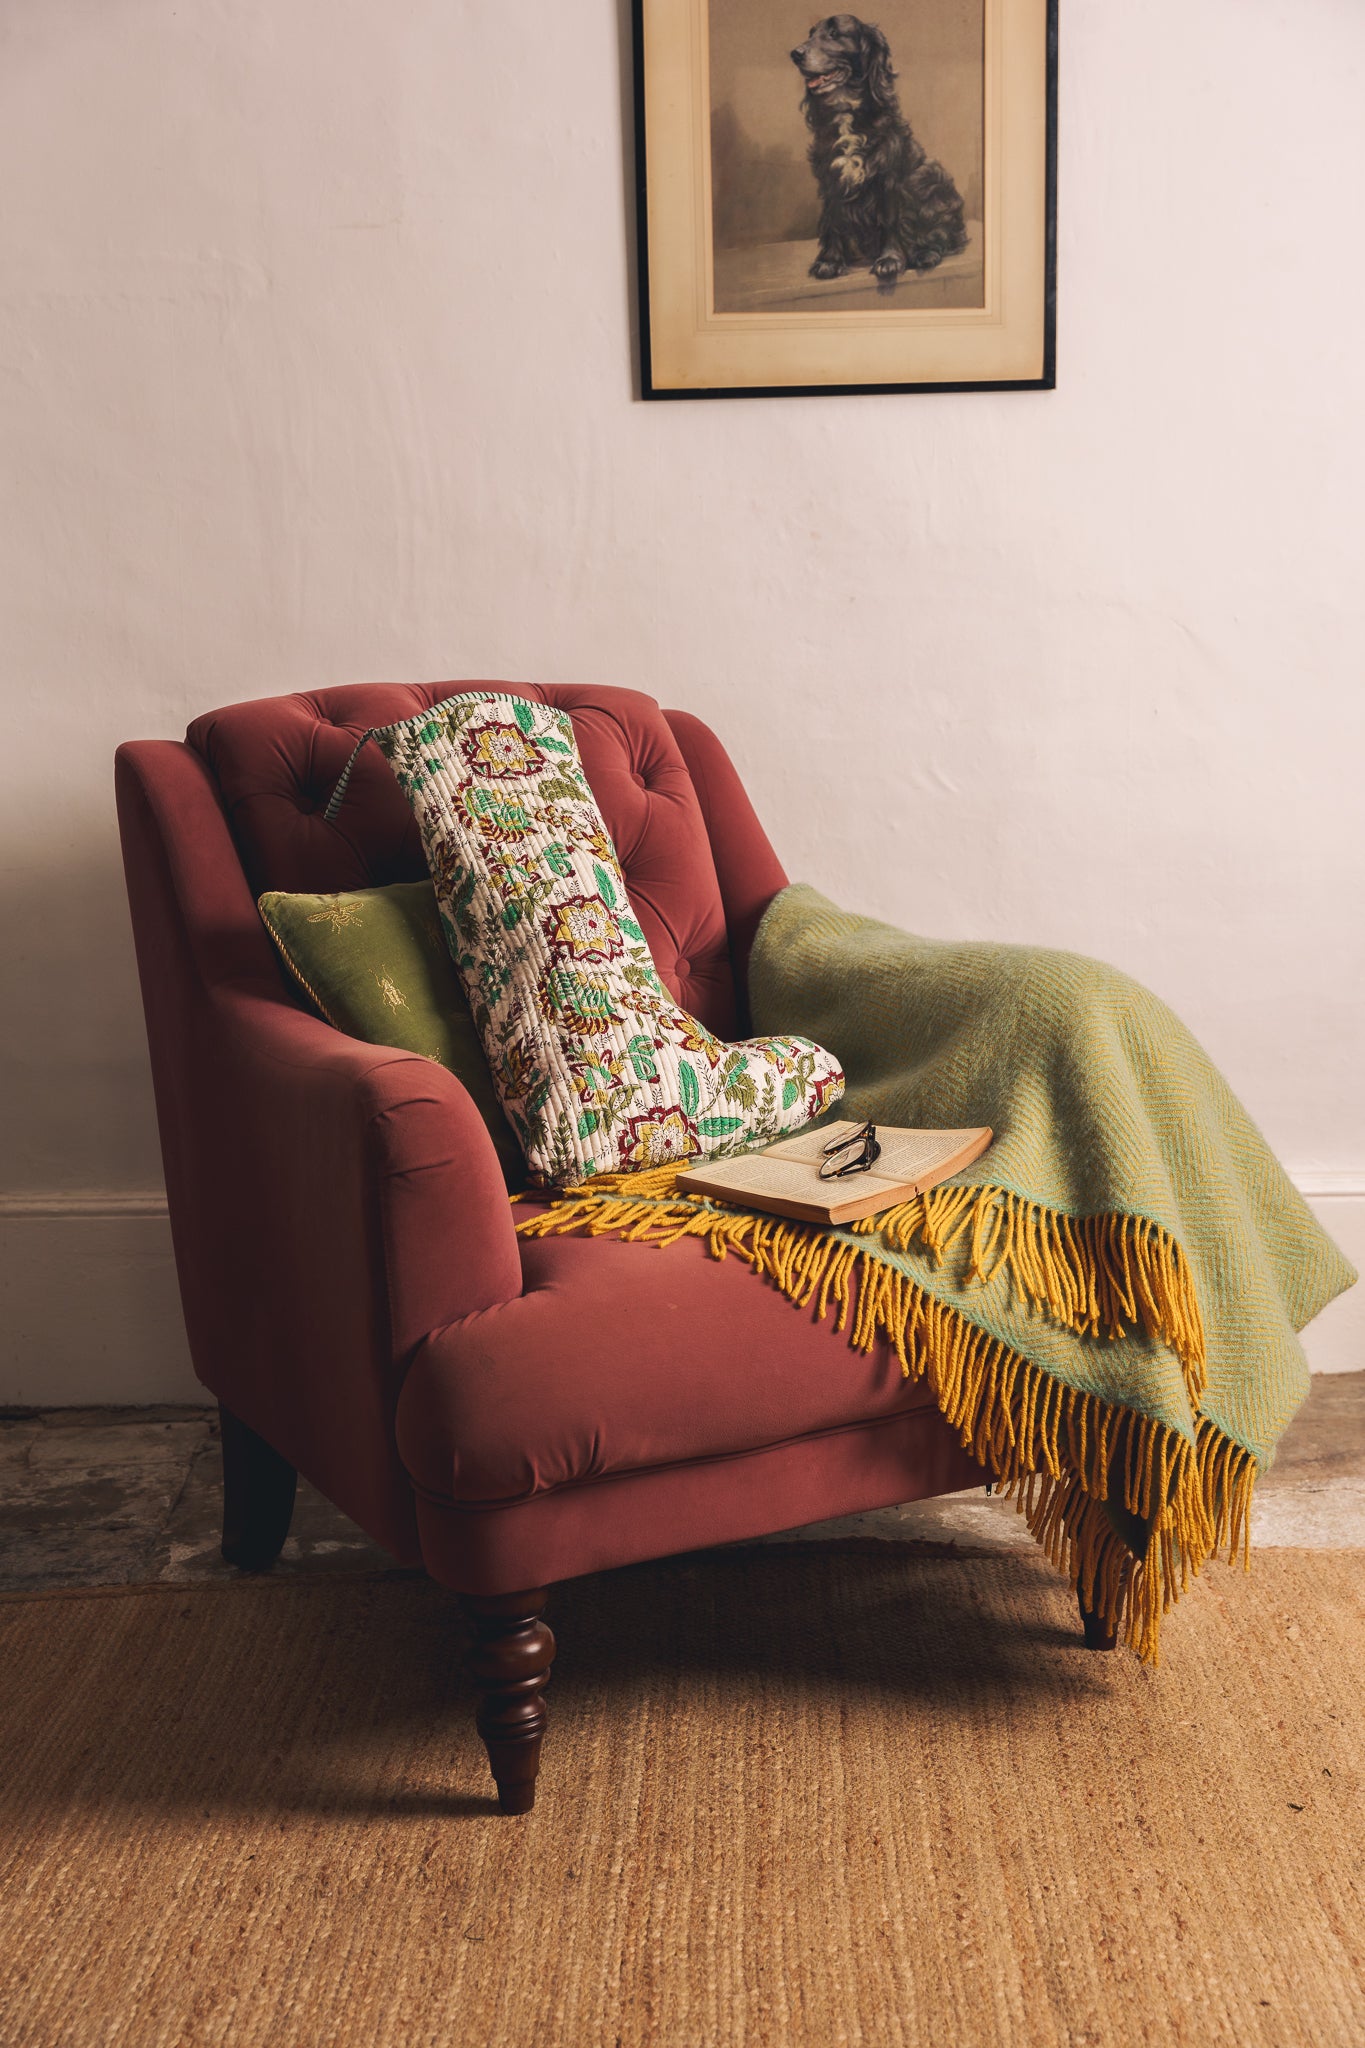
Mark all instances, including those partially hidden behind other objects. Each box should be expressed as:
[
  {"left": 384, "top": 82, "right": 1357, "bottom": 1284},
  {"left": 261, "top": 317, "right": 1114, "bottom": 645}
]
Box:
[{"left": 257, "top": 880, "right": 524, "bottom": 1188}]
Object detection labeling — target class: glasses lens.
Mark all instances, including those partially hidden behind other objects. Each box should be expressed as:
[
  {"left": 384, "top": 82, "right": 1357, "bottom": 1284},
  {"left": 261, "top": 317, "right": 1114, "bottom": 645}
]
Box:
[
  {"left": 821, "top": 1120, "right": 873, "bottom": 1159},
  {"left": 818, "top": 1124, "right": 878, "bottom": 1180}
]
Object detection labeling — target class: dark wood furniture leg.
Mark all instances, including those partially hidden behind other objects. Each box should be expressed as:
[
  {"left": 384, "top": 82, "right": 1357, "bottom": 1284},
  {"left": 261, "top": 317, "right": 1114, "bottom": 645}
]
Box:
[
  {"left": 462, "top": 1589, "right": 555, "bottom": 1815},
  {"left": 219, "top": 1403, "right": 298, "bottom": 1571},
  {"left": 1079, "top": 1595, "right": 1118, "bottom": 1651}
]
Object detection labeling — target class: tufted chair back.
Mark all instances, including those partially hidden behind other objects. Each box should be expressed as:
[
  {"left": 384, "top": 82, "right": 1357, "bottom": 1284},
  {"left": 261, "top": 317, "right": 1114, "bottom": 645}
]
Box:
[{"left": 187, "top": 681, "right": 764, "bottom": 1038}]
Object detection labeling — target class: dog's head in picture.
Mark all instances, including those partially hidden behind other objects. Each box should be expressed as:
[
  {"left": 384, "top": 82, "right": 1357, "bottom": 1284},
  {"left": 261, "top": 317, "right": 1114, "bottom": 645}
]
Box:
[{"left": 789, "top": 14, "right": 895, "bottom": 114}]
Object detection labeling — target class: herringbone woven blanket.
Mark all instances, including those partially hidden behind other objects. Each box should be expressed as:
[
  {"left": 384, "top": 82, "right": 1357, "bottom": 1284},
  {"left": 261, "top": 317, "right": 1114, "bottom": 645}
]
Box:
[{"left": 520, "top": 885, "right": 1356, "bottom": 1659}]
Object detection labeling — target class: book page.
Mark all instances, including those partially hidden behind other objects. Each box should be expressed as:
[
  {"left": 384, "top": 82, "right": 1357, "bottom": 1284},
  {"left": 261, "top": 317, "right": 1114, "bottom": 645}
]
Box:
[
  {"left": 686, "top": 1151, "right": 904, "bottom": 1203},
  {"left": 861, "top": 1128, "right": 987, "bottom": 1180},
  {"left": 764, "top": 1122, "right": 988, "bottom": 1182},
  {"left": 762, "top": 1121, "right": 860, "bottom": 1164}
]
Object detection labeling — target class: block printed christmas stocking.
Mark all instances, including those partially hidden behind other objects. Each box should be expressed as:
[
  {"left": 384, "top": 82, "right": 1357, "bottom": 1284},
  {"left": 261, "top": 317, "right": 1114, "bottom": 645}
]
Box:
[{"left": 335, "top": 692, "right": 845, "bottom": 1187}]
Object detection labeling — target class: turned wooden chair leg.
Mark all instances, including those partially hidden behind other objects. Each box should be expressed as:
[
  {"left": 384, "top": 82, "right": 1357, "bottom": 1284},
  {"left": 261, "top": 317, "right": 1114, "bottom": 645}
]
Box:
[
  {"left": 219, "top": 1403, "right": 297, "bottom": 1571},
  {"left": 1079, "top": 1594, "right": 1118, "bottom": 1651},
  {"left": 462, "top": 1590, "right": 555, "bottom": 1815}
]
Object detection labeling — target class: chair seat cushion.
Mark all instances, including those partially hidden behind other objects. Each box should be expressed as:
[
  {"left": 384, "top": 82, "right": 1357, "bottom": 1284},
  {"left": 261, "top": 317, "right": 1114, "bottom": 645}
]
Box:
[{"left": 394, "top": 1224, "right": 942, "bottom": 1508}]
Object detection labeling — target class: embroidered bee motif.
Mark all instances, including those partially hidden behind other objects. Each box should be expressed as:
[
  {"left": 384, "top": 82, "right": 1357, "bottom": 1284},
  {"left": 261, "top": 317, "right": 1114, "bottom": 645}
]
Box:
[
  {"left": 373, "top": 969, "right": 408, "bottom": 1012},
  {"left": 307, "top": 898, "right": 364, "bottom": 932}
]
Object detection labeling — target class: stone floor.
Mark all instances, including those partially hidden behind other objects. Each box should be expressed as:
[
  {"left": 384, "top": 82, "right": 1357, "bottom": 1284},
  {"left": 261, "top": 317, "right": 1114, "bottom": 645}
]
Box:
[{"left": 2, "top": 1375, "right": 1363, "bottom": 1594}]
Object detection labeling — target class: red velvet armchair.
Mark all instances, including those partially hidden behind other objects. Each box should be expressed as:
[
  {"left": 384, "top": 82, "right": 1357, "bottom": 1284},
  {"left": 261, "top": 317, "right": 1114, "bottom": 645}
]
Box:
[{"left": 116, "top": 682, "right": 984, "bottom": 1812}]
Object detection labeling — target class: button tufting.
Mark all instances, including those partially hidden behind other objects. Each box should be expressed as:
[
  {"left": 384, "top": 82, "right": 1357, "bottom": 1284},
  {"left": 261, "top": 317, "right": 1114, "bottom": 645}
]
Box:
[{"left": 190, "top": 683, "right": 742, "bottom": 1035}]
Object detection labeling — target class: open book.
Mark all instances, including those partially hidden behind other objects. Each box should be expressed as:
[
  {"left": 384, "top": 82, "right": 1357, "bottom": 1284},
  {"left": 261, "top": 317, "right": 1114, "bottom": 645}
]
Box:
[{"left": 677, "top": 1120, "right": 993, "bottom": 1228}]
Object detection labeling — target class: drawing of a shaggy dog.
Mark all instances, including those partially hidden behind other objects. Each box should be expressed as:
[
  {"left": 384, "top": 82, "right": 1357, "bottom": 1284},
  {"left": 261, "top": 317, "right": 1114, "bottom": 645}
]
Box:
[{"left": 790, "top": 14, "right": 968, "bottom": 285}]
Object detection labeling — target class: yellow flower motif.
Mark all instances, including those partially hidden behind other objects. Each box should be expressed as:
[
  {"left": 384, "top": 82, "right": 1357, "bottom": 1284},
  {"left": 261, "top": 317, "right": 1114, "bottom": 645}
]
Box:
[
  {"left": 373, "top": 969, "right": 408, "bottom": 1012},
  {"left": 572, "top": 1051, "right": 627, "bottom": 1109},
  {"left": 545, "top": 896, "right": 623, "bottom": 962},
  {"left": 619, "top": 1106, "right": 698, "bottom": 1169},
  {"left": 464, "top": 722, "right": 542, "bottom": 778},
  {"left": 583, "top": 827, "right": 619, "bottom": 867},
  {"left": 661, "top": 1010, "right": 717, "bottom": 1059},
  {"left": 538, "top": 802, "right": 586, "bottom": 838},
  {"left": 306, "top": 899, "right": 364, "bottom": 933},
  {"left": 488, "top": 853, "right": 547, "bottom": 908}
]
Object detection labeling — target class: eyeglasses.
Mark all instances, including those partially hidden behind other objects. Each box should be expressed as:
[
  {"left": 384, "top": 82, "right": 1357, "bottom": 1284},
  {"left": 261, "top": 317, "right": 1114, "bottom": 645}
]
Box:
[{"left": 817, "top": 1120, "right": 882, "bottom": 1181}]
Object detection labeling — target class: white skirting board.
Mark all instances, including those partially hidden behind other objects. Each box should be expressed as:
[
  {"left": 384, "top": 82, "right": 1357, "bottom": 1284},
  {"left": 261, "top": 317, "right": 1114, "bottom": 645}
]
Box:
[
  {"left": 1297, "top": 1185, "right": 1365, "bottom": 1376},
  {"left": 0, "top": 1198, "right": 200, "bottom": 1407},
  {"left": 0, "top": 1187, "right": 1361, "bottom": 1408}
]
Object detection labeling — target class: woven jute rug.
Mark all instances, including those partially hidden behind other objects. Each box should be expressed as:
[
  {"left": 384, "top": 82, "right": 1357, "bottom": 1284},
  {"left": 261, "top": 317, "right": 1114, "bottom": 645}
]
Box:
[{"left": 2, "top": 1548, "right": 1362, "bottom": 2048}]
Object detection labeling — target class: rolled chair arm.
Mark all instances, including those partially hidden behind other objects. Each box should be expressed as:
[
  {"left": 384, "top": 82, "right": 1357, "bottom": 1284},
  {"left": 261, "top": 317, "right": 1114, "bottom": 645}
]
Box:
[
  {"left": 217, "top": 988, "right": 524, "bottom": 1356},
  {"left": 116, "top": 740, "right": 522, "bottom": 1551}
]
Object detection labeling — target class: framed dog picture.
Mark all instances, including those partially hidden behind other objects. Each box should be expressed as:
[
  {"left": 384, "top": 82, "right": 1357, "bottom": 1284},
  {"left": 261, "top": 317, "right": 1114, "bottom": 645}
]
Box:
[{"left": 633, "top": 1, "right": 1057, "bottom": 396}]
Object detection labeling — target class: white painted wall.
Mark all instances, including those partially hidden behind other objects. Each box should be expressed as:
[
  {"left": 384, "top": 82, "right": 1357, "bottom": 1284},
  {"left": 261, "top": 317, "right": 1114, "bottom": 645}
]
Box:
[{"left": 0, "top": 0, "right": 1360, "bottom": 1404}]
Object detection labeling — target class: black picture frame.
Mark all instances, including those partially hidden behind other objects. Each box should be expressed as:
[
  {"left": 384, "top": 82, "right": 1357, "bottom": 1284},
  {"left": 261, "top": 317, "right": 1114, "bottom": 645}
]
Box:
[{"left": 633, "top": 0, "right": 1057, "bottom": 399}]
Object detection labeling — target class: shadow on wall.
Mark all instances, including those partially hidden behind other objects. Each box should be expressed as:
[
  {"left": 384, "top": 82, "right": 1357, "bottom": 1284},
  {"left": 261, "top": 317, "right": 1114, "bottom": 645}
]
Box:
[
  {"left": 0, "top": 824, "right": 198, "bottom": 1402},
  {"left": 0, "top": 826, "right": 164, "bottom": 1193},
  {"left": 0, "top": 1204, "right": 195, "bottom": 1405}
]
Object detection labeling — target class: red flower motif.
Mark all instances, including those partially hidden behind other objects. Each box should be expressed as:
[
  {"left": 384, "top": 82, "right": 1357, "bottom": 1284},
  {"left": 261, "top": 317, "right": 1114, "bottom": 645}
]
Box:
[
  {"left": 808, "top": 1065, "right": 845, "bottom": 1118},
  {"left": 618, "top": 1106, "right": 698, "bottom": 1169}
]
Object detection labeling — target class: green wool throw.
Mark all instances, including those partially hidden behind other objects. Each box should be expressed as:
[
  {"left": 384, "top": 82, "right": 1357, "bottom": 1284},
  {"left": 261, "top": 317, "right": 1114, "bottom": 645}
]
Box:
[{"left": 519, "top": 885, "right": 1356, "bottom": 1661}]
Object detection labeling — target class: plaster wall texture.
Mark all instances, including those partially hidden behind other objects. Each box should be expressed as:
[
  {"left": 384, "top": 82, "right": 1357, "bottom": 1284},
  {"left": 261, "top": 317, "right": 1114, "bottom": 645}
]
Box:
[{"left": 0, "top": 0, "right": 1360, "bottom": 1401}]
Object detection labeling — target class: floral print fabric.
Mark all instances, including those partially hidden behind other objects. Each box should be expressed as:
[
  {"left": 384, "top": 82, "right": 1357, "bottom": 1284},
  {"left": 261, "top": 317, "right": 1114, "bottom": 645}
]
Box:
[{"left": 368, "top": 692, "right": 845, "bottom": 1187}]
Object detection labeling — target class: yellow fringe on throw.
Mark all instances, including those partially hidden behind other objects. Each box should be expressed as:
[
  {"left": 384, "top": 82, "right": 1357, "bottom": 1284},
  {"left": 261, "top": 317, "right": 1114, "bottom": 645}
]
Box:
[
  {"left": 852, "top": 1184, "right": 1207, "bottom": 1409},
  {"left": 516, "top": 1168, "right": 1256, "bottom": 1665}
]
